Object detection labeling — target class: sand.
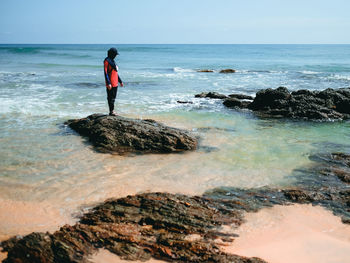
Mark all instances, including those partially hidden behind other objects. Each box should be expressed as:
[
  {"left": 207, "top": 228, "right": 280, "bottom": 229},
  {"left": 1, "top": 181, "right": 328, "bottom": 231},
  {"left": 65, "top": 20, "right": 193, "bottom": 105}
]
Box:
[
  {"left": 223, "top": 204, "right": 350, "bottom": 263},
  {"left": 0, "top": 198, "right": 76, "bottom": 242},
  {"left": 88, "top": 249, "right": 165, "bottom": 263}
]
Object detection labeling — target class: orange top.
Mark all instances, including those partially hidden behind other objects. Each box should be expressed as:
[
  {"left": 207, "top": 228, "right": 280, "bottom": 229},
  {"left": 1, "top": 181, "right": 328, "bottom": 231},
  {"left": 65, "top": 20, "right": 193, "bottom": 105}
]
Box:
[{"left": 104, "top": 59, "right": 119, "bottom": 87}]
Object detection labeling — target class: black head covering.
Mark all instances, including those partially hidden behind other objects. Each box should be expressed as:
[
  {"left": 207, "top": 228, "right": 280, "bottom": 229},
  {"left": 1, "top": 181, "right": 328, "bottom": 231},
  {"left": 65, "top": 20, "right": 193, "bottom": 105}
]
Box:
[
  {"left": 107, "top": 48, "right": 119, "bottom": 59},
  {"left": 105, "top": 48, "right": 119, "bottom": 71}
]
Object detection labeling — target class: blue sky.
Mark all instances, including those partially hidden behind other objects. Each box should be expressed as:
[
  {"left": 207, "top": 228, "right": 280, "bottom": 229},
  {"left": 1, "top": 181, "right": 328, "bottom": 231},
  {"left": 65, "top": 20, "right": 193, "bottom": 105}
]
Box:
[{"left": 0, "top": 0, "right": 349, "bottom": 44}]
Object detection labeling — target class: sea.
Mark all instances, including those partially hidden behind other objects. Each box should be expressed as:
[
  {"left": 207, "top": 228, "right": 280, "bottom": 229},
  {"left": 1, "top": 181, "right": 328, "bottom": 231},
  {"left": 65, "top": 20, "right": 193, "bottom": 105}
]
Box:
[{"left": 0, "top": 44, "right": 350, "bottom": 240}]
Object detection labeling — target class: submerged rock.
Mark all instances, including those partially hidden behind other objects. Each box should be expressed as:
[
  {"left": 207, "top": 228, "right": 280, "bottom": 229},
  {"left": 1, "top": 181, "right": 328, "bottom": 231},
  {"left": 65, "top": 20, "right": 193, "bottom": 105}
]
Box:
[
  {"left": 223, "top": 87, "right": 350, "bottom": 121},
  {"left": 65, "top": 114, "right": 197, "bottom": 154}
]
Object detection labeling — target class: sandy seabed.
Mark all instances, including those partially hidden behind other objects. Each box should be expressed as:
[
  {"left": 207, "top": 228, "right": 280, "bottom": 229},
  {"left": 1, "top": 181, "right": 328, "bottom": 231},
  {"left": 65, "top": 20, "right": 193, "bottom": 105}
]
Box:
[{"left": 224, "top": 204, "right": 350, "bottom": 263}]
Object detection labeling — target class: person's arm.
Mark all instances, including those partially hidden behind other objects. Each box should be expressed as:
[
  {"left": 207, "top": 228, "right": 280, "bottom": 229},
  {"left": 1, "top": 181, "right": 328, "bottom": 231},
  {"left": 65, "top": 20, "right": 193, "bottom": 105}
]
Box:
[{"left": 118, "top": 75, "right": 124, "bottom": 87}]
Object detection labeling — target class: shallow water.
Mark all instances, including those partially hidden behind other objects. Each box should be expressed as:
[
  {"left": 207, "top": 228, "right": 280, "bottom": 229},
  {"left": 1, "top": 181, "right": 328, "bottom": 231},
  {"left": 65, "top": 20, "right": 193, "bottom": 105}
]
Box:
[{"left": 0, "top": 44, "right": 350, "bottom": 240}]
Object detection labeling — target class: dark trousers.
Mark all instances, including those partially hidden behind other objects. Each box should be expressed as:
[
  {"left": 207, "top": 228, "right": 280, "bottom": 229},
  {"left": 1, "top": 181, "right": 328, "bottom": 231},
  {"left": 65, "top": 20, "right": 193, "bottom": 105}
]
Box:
[{"left": 107, "top": 86, "right": 118, "bottom": 113}]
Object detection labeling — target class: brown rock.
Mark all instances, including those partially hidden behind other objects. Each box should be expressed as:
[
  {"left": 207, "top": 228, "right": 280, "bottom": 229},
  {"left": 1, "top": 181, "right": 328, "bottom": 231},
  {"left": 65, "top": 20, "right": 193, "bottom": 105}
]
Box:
[
  {"left": 219, "top": 69, "right": 236, "bottom": 73},
  {"left": 65, "top": 114, "right": 197, "bottom": 154}
]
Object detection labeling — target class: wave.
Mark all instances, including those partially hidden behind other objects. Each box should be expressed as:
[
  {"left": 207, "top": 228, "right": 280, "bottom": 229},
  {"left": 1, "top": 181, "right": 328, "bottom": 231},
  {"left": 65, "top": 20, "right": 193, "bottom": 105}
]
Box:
[
  {"left": 43, "top": 52, "right": 91, "bottom": 59},
  {"left": 325, "top": 74, "right": 350, "bottom": 82},
  {"left": 173, "top": 67, "right": 195, "bottom": 73},
  {"left": 32, "top": 63, "right": 100, "bottom": 69},
  {"left": 0, "top": 47, "right": 48, "bottom": 54}
]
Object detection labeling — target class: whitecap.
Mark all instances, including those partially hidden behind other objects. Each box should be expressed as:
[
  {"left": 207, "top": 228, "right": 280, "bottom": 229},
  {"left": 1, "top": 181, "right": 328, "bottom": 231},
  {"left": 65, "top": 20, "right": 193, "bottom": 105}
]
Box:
[{"left": 173, "top": 67, "right": 195, "bottom": 73}]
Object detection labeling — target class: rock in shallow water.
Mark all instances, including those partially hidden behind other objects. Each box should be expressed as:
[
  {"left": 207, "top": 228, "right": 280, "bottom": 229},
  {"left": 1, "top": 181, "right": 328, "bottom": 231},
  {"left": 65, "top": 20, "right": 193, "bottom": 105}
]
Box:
[
  {"left": 65, "top": 114, "right": 197, "bottom": 154},
  {"left": 223, "top": 87, "right": 350, "bottom": 121},
  {"left": 195, "top": 92, "right": 228, "bottom": 99}
]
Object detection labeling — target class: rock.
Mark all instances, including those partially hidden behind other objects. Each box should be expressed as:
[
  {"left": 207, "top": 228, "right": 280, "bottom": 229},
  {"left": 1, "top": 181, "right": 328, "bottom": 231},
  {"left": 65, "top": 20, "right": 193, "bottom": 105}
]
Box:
[
  {"left": 65, "top": 114, "right": 197, "bottom": 154},
  {"left": 223, "top": 98, "right": 244, "bottom": 108},
  {"left": 244, "top": 87, "right": 350, "bottom": 121},
  {"left": 197, "top": 69, "right": 214, "bottom": 73},
  {"left": 1, "top": 192, "right": 268, "bottom": 263},
  {"left": 195, "top": 92, "right": 228, "bottom": 99},
  {"left": 219, "top": 69, "right": 236, "bottom": 73},
  {"left": 229, "top": 93, "right": 254, "bottom": 100},
  {"left": 248, "top": 87, "right": 291, "bottom": 111},
  {"left": 177, "top": 100, "right": 194, "bottom": 104}
]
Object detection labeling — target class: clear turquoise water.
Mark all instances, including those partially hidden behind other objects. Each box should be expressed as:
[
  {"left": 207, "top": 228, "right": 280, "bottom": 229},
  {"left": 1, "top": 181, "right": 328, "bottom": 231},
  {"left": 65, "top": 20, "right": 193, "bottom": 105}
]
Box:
[{"left": 0, "top": 45, "right": 350, "bottom": 235}]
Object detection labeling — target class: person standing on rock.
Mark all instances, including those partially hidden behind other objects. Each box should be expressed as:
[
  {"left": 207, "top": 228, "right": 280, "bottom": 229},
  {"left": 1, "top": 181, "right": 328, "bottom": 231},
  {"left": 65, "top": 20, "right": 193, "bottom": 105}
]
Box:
[{"left": 104, "top": 47, "right": 124, "bottom": 116}]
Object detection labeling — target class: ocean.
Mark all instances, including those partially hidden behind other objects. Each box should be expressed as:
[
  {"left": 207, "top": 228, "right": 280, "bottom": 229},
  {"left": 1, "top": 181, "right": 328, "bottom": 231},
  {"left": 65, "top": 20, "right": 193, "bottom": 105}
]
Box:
[{"left": 0, "top": 44, "right": 350, "bottom": 239}]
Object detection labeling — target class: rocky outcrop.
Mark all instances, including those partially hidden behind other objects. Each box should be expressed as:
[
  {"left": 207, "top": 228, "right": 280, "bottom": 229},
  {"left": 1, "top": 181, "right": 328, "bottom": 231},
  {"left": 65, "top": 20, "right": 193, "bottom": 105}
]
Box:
[
  {"left": 65, "top": 114, "right": 197, "bottom": 154},
  {"left": 207, "top": 87, "right": 350, "bottom": 121},
  {"left": 1, "top": 192, "right": 267, "bottom": 263},
  {"left": 195, "top": 87, "right": 350, "bottom": 120},
  {"left": 247, "top": 87, "right": 350, "bottom": 120}
]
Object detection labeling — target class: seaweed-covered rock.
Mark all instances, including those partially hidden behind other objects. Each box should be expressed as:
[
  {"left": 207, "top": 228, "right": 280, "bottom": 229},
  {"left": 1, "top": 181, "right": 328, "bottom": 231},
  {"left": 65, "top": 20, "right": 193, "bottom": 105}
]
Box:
[{"left": 65, "top": 114, "right": 197, "bottom": 154}]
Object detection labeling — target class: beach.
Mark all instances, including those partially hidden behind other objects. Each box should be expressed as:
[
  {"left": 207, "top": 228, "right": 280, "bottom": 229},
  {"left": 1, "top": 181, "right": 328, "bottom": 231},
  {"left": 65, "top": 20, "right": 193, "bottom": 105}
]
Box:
[{"left": 1, "top": 44, "right": 350, "bottom": 262}]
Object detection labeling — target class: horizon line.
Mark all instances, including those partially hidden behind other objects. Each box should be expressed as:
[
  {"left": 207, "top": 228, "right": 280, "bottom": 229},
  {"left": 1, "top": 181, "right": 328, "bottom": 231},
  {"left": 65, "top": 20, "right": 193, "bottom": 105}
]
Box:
[{"left": 1, "top": 43, "right": 350, "bottom": 45}]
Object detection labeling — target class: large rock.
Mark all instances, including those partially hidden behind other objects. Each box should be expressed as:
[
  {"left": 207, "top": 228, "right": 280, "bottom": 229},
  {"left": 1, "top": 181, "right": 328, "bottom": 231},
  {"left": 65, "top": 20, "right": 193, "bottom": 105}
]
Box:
[
  {"left": 66, "top": 114, "right": 197, "bottom": 154},
  {"left": 223, "top": 87, "right": 350, "bottom": 121}
]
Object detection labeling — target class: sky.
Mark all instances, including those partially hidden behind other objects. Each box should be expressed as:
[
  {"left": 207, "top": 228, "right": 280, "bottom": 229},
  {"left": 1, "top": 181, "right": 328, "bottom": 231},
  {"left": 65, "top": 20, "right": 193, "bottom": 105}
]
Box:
[{"left": 0, "top": 0, "right": 349, "bottom": 44}]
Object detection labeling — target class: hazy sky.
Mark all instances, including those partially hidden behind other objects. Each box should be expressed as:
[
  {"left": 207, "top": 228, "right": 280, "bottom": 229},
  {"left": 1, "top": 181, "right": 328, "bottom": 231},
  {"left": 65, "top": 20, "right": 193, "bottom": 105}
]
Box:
[{"left": 1, "top": 0, "right": 349, "bottom": 44}]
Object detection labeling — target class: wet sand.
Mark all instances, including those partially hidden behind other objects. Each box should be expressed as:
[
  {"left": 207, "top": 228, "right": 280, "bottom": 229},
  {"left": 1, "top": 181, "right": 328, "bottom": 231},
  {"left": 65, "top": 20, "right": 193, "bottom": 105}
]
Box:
[
  {"left": 224, "top": 204, "right": 350, "bottom": 263},
  {"left": 88, "top": 249, "right": 165, "bottom": 263},
  {"left": 0, "top": 198, "right": 76, "bottom": 242}
]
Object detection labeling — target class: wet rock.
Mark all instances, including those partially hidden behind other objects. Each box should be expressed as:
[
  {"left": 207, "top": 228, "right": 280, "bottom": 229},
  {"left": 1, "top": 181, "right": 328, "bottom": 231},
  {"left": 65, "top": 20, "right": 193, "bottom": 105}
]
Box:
[
  {"left": 229, "top": 94, "right": 254, "bottom": 100},
  {"left": 65, "top": 114, "right": 197, "bottom": 154},
  {"left": 177, "top": 100, "right": 194, "bottom": 104},
  {"left": 195, "top": 92, "right": 228, "bottom": 99},
  {"left": 244, "top": 87, "right": 350, "bottom": 121},
  {"left": 318, "top": 152, "right": 350, "bottom": 183},
  {"left": 1, "top": 193, "right": 267, "bottom": 263},
  {"left": 223, "top": 98, "right": 245, "bottom": 108},
  {"left": 219, "top": 69, "right": 236, "bottom": 73}
]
